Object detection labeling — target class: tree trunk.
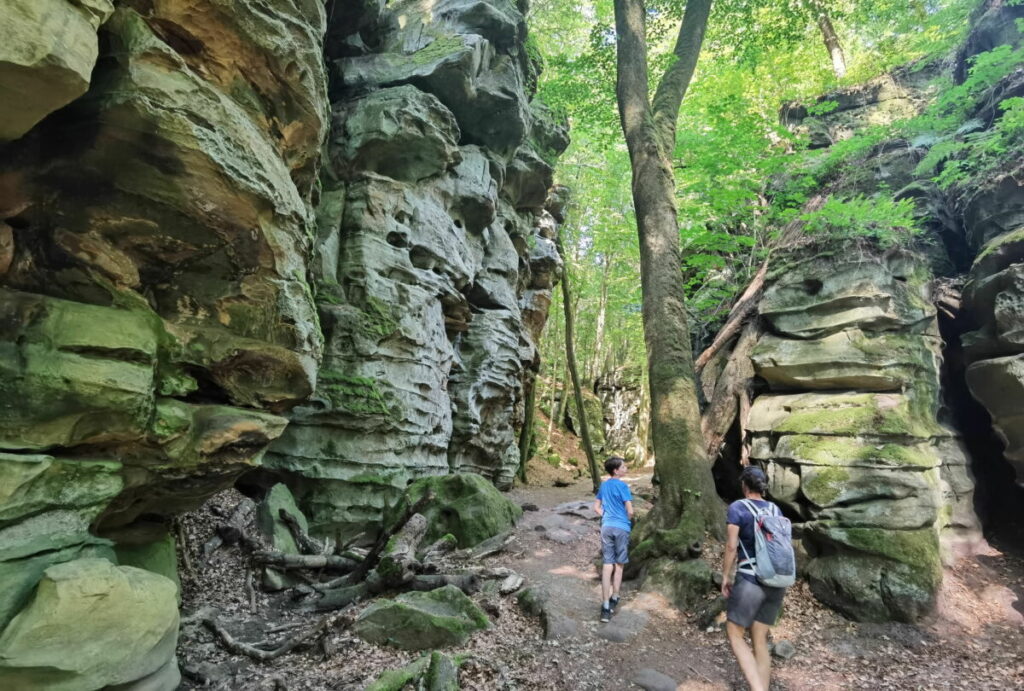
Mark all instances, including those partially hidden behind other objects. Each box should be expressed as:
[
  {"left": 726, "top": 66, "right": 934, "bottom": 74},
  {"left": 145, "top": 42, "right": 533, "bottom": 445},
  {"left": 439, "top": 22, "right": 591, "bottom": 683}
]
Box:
[
  {"left": 589, "top": 255, "right": 610, "bottom": 381},
  {"left": 518, "top": 375, "right": 536, "bottom": 483},
  {"left": 613, "top": 0, "right": 722, "bottom": 546},
  {"left": 558, "top": 232, "right": 601, "bottom": 493},
  {"left": 816, "top": 12, "right": 847, "bottom": 79}
]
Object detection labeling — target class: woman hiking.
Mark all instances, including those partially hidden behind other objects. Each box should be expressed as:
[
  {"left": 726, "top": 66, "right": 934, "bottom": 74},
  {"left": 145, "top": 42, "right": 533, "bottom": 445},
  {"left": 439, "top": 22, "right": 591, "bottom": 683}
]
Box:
[{"left": 721, "top": 465, "right": 790, "bottom": 691}]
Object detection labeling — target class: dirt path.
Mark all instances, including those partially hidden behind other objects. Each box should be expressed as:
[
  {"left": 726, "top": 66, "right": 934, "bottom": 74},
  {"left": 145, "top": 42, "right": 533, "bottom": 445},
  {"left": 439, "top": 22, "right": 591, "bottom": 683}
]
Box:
[
  {"left": 176, "top": 478, "right": 1024, "bottom": 690},
  {"left": 499, "top": 473, "right": 1024, "bottom": 690}
]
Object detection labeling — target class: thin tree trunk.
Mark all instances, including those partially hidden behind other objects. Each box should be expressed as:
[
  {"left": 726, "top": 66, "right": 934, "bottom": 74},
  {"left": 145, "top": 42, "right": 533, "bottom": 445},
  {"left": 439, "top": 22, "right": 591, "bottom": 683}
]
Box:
[
  {"left": 590, "top": 256, "right": 610, "bottom": 381},
  {"left": 558, "top": 232, "right": 601, "bottom": 493},
  {"left": 816, "top": 12, "right": 847, "bottom": 78},
  {"left": 613, "top": 0, "right": 722, "bottom": 543},
  {"left": 518, "top": 376, "right": 536, "bottom": 483}
]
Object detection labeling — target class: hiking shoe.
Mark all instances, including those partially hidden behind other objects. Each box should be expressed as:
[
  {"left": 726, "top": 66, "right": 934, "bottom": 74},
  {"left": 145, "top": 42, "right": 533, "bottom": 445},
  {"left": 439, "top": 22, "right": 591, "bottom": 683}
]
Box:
[
  {"left": 609, "top": 596, "right": 620, "bottom": 614},
  {"left": 600, "top": 606, "right": 611, "bottom": 623}
]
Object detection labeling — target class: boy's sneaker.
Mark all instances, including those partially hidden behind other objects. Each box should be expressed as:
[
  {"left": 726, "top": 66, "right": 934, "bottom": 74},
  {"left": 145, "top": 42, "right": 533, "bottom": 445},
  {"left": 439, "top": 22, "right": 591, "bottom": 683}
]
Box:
[
  {"left": 609, "top": 596, "right": 620, "bottom": 614},
  {"left": 600, "top": 605, "right": 611, "bottom": 623}
]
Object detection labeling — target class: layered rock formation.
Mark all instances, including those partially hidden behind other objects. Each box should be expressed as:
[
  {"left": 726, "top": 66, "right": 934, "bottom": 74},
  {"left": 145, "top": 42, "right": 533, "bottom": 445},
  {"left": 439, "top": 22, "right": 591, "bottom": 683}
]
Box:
[
  {"left": 1, "top": 1, "right": 566, "bottom": 683},
  {"left": 264, "top": 0, "right": 568, "bottom": 541},
  {"left": 703, "top": 2, "right": 1024, "bottom": 621},
  {"left": 747, "top": 252, "right": 978, "bottom": 621},
  {"left": 0, "top": 1, "right": 324, "bottom": 687}
]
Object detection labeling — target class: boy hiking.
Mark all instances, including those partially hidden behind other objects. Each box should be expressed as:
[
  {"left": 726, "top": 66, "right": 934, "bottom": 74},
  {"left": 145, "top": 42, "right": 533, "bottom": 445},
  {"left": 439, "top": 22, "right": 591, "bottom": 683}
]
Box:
[
  {"left": 721, "top": 466, "right": 794, "bottom": 691},
  {"left": 593, "top": 456, "right": 633, "bottom": 623}
]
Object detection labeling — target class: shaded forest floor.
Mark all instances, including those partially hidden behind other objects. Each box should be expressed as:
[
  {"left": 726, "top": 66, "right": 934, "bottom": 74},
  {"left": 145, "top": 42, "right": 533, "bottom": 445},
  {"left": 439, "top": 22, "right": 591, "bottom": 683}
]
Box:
[{"left": 175, "top": 468, "right": 1024, "bottom": 690}]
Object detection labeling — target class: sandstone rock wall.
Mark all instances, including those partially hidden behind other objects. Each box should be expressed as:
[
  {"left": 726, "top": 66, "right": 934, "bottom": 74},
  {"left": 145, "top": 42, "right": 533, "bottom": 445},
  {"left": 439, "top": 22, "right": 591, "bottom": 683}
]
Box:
[
  {"left": 0, "top": 1, "right": 331, "bottom": 687},
  {"left": 716, "top": 8, "right": 1024, "bottom": 621},
  {"left": 746, "top": 252, "right": 979, "bottom": 622},
  {"left": 264, "top": 0, "right": 568, "bottom": 541}
]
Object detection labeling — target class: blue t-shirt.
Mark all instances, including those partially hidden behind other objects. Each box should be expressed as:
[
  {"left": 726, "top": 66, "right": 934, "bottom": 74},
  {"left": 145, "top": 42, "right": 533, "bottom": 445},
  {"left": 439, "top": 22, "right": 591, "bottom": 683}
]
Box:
[
  {"left": 727, "top": 499, "right": 775, "bottom": 583},
  {"left": 596, "top": 478, "right": 632, "bottom": 532}
]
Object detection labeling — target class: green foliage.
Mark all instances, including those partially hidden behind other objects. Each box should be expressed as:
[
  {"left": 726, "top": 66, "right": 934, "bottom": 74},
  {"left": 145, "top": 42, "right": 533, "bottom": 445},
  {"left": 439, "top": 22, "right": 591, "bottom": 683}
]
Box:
[{"left": 799, "top": 195, "right": 921, "bottom": 248}]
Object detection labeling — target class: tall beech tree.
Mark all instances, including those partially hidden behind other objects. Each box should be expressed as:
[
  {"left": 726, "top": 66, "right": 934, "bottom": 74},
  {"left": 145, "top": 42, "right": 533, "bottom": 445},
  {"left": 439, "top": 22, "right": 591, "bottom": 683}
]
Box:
[{"left": 612, "top": 0, "right": 723, "bottom": 550}]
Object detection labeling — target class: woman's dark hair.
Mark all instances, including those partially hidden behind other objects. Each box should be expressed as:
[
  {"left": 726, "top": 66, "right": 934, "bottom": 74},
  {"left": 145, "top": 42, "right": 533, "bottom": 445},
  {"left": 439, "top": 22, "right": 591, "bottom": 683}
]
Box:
[
  {"left": 604, "top": 456, "right": 625, "bottom": 475},
  {"left": 739, "top": 466, "right": 768, "bottom": 495}
]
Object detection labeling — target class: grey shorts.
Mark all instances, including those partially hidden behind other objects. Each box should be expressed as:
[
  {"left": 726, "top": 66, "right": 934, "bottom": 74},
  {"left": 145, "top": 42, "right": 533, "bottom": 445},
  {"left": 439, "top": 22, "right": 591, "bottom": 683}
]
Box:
[
  {"left": 600, "top": 526, "right": 630, "bottom": 564},
  {"left": 727, "top": 577, "right": 786, "bottom": 627}
]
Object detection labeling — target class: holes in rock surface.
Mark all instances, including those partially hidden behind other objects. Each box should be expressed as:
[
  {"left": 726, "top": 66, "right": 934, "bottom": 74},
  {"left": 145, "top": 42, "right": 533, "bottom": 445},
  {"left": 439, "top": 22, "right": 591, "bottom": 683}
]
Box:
[
  {"left": 386, "top": 231, "right": 408, "bottom": 248},
  {"left": 409, "top": 246, "right": 435, "bottom": 270},
  {"left": 453, "top": 219, "right": 464, "bottom": 229},
  {"left": 802, "top": 278, "right": 823, "bottom": 295},
  {"left": 894, "top": 275, "right": 908, "bottom": 283},
  {"left": 5, "top": 216, "right": 29, "bottom": 230}
]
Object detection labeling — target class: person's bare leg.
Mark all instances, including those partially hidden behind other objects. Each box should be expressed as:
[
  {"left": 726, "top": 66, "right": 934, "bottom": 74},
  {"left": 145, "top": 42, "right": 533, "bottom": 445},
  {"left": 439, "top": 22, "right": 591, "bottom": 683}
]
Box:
[
  {"left": 751, "top": 621, "right": 771, "bottom": 689},
  {"left": 601, "top": 564, "right": 614, "bottom": 603},
  {"left": 612, "top": 563, "right": 624, "bottom": 598},
  {"left": 727, "top": 621, "right": 765, "bottom": 691}
]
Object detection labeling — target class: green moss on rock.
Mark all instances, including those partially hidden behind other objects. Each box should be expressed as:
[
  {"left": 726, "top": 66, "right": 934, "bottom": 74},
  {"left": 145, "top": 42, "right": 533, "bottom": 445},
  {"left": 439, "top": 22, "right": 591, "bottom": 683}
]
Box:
[
  {"left": 353, "top": 585, "right": 489, "bottom": 650},
  {"left": 397, "top": 473, "right": 522, "bottom": 548}
]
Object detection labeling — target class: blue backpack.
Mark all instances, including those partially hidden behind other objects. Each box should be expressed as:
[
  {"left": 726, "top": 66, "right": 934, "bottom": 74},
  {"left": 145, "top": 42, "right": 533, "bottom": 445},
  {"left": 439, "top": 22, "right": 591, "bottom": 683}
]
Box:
[{"left": 737, "top": 499, "right": 796, "bottom": 588}]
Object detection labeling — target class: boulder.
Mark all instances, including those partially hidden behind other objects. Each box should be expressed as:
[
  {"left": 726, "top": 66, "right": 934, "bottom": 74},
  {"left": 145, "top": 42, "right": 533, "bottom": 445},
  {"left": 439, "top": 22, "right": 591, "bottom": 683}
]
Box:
[
  {"left": 339, "top": 34, "right": 529, "bottom": 154},
  {"left": 255, "top": 482, "right": 308, "bottom": 590},
  {"left": 803, "top": 524, "right": 940, "bottom": 622},
  {"left": 747, "top": 392, "right": 944, "bottom": 439},
  {"left": 353, "top": 585, "right": 489, "bottom": 650},
  {"left": 0, "top": 558, "right": 179, "bottom": 690},
  {"left": 0, "top": 0, "right": 114, "bottom": 141},
  {"left": 398, "top": 473, "right": 522, "bottom": 547}
]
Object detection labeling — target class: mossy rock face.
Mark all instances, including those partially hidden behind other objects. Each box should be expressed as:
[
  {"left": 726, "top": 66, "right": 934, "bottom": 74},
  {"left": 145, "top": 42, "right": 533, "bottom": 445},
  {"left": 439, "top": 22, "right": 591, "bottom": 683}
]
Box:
[
  {"left": 0, "top": 558, "right": 179, "bottom": 690},
  {"left": 398, "top": 473, "right": 522, "bottom": 548},
  {"left": 114, "top": 532, "right": 180, "bottom": 603},
  {"left": 747, "top": 392, "right": 943, "bottom": 439},
  {"left": 641, "top": 558, "right": 713, "bottom": 610},
  {"left": 353, "top": 585, "right": 490, "bottom": 650},
  {"left": 965, "top": 353, "right": 1024, "bottom": 482},
  {"left": 803, "top": 522, "right": 941, "bottom": 622}
]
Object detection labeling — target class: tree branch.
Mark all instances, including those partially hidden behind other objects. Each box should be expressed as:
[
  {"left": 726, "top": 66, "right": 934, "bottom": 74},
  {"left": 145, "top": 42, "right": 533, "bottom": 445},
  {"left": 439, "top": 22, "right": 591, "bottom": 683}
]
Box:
[{"left": 652, "top": 0, "right": 714, "bottom": 155}]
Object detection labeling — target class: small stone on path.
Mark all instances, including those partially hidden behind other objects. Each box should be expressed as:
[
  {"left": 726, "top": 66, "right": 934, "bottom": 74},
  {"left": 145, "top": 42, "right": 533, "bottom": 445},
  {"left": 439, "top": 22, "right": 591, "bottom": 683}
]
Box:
[
  {"left": 543, "top": 528, "right": 577, "bottom": 544},
  {"left": 771, "top": 639, "right": 797, "bottom": 660},
  {"left": 543, "top": 611, "right": 578, "bottom": 640},
  {"left": 631, "top": 667, "right": 678, "bottom": 691},
  {"left": 521, "top": 503, "right": 540, "bottom": 512}
]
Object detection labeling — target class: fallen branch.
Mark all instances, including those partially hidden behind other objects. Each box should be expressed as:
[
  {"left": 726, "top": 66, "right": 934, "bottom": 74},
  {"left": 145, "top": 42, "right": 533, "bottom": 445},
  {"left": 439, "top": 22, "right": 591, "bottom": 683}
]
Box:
[
  {"left": 204, "top": 609, "right": 351, "bottom": 662},
  {"left": 202, "top": 498, "right": 256, "bottom": 565},
  {"left": 694, "top": 259, "right": 768, "bottom": 377},
  {"left": 254, "top": 551, "right": 360, "bottom": 573},
  {"left": 279, "top": 508, "right": 327, "bottom": 555},
  {"left": 408, "top": 573, "right": 479, "bottom": 594},
  {"left": 298, "top": 583, "right": 368, "bottom": 613},
  {"left": 348, "top": 491, "right": 434, "bottom": 582},
  {"left": 366, "top": 513, "right": 427, "bottom": 593}
]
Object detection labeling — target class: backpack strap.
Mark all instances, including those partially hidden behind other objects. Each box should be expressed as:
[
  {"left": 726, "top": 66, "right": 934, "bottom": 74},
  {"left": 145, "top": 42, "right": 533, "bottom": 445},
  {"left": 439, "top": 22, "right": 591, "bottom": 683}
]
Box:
[{"left": 736, "top": 499, "right": 763, "bottom": 574}]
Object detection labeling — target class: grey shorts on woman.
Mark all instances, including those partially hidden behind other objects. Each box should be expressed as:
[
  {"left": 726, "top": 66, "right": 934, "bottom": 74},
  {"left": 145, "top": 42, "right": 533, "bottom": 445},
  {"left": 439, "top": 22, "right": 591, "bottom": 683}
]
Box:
[{"left": 727, "top": 577, "right": 786, "bottom": 627}]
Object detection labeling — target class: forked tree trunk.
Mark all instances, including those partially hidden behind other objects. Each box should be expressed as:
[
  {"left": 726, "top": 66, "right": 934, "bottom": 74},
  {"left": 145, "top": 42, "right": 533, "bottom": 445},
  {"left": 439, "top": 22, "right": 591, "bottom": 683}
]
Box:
[
  {"left": 613, "top": 0, "right": 722, "bottom": 544},
  {"left": 558, "top": 232, "right": 601, "bottom": 493},
  {"left": 817, "top": 12, "right": 847, "bottom": 78}
]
